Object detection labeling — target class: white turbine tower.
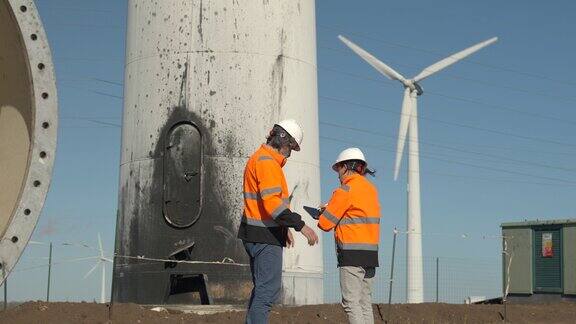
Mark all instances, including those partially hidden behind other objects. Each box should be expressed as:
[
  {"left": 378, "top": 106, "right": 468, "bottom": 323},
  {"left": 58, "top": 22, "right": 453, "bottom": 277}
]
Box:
[
  {"left": 83, "top": 233, "right": 112, "bottom": 303},
  {"left": 339, "top": 35, "right": 497, "bottom": 303}
]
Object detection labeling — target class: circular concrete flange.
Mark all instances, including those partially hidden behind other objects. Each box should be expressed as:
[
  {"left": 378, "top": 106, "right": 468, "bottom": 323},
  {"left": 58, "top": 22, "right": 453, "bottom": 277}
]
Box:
[{"left": 0, "top": 0, "right": 58, "bottom": 282}]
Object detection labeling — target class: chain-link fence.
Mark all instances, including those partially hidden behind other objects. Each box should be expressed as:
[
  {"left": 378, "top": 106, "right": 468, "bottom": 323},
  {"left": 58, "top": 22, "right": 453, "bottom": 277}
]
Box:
[
  {"left": 324, "top": 255, "right": 501, "bottom": 304},
  {"left": 322, "top": 226, "right": 509, "bottom": 305},
  {"left": 5, "top": 233, "right": 507, "bottom": 305}
]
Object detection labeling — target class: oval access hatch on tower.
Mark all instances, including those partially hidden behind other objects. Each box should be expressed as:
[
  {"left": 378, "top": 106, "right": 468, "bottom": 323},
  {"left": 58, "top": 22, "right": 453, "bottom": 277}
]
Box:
[{"left": 163, "top": 122, "right": 203, "bottom": 228}]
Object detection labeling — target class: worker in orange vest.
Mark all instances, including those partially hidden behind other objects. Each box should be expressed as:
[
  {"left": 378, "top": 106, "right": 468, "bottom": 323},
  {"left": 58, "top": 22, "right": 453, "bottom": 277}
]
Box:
[
  {"left": 317, "top": 148, "right": 380, "bottom": 324},
  {"left": 238, "top": 119, "right": 319, "bottom": 324}
]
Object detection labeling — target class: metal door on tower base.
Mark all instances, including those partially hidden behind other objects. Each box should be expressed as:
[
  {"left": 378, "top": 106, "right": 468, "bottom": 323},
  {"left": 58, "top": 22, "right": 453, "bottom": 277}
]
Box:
[{"left": 163, "top": 121, "right": 203, "bottom": 228}]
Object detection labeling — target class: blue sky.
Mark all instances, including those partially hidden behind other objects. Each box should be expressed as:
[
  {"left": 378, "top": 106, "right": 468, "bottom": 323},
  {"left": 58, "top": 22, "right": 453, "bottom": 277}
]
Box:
[{"left": 8, "top": 0, "right": 576, "bottom": 302}]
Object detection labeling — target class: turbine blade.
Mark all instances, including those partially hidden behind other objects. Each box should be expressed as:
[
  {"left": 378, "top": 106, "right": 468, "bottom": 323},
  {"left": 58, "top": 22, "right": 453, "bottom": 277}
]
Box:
[
  {"left": 394, "top": 88, "right": 413, "bottom": 181},
  {"left": 338, "top": 35, "right": 409, "bottom": 85},
  {"left": 62, "top": 242, "right": 98, "bottom": 251},
  {"left": 28, "top": 241, "right": 47, "bottom": 245},
  {"left": 413, "top": 37, "right": 498, "bottom": 82},
  {"left": 65, "top": 256, "right": 100, "bottom": 263},
  {"left": 97, "top": 233, "right": 104, "bottom": 258},
  {"left": 84, "top": 262, "right": 100, "bottom": 279}
]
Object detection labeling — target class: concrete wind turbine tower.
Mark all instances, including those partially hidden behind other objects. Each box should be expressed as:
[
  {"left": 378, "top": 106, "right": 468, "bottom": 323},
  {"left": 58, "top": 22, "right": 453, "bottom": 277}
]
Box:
[
  {"left": 339, "top": 35, "right": 497, "bottom": 303},
  {"left": 114, "top": 1, "right": 322, "bottom": 305}
]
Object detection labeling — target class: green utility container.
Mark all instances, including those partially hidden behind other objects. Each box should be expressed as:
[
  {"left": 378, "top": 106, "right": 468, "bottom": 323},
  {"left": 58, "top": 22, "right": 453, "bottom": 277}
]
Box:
[{"left": 501, "top": 219, "right": 576, "bottom": 302}]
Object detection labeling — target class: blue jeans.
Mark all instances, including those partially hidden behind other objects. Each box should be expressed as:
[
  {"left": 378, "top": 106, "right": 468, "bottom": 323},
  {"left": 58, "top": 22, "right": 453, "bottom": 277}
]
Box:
[{"left": 243, "top": 242, "right": 283, "bottom": 324}]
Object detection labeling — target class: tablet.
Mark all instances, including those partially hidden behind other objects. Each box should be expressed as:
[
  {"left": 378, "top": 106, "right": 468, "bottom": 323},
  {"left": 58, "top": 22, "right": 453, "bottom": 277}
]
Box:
[{"left": 303, "top": 206, "right": 321, "bottom": 220}]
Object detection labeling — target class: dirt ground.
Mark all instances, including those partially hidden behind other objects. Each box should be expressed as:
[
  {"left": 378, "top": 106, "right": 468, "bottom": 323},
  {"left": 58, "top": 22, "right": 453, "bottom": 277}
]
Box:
[{"left": 0, "top": 301, "right": 575, "bottom": 323}]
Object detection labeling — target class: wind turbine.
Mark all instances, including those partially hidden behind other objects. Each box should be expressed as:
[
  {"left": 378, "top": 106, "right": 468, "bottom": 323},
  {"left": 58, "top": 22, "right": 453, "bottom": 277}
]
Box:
[
  {"left": 339, "top": 35, "right": 497, "bottom": 303},
  {"left": 83, "top": 233, "right": 113, "bottom": 303}
]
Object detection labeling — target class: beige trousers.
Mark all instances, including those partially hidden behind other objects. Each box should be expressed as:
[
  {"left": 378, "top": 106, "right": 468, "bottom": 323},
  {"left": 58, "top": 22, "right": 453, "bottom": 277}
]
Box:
[{"left": 339, "top": 266, "right": 375, "bottom": 324}]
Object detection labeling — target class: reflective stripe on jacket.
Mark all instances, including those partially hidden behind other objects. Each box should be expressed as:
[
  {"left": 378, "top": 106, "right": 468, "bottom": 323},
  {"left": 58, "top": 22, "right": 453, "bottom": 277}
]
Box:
[
  {"left": 237, "top": 144, "right": 294, "bottom": 246},
  {"left": 318, "top": 173, "right": 381, "bottom": 267}
]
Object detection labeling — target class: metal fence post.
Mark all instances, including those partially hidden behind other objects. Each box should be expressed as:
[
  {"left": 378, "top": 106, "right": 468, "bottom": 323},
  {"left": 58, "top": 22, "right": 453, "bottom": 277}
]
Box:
[
  {"left": 502, "top": 236, "right": 511, "bottom": 323},
  {"left": 47, "top": 242, "right": 53, "bottom": 302},
  {"left": 387, "top": 228, "right": 398, "bottom": 322},
  {"left": 109, "top": 251, "right": 118, "bottom": 321},
  {"left": 2, "top": 264, "right": 6, "bottom": 310},
  {"left": 435, "top": 257, "right": 439, "bottom": 303}
]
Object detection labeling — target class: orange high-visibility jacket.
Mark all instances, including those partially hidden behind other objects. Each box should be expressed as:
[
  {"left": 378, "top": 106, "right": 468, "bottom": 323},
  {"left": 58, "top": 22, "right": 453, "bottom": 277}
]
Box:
[
  {"left": 318, "top": 173, "right": 381, "bottom": 267},
  {"left": 237, "top": 144, "right": 305, "bottom": 246}
]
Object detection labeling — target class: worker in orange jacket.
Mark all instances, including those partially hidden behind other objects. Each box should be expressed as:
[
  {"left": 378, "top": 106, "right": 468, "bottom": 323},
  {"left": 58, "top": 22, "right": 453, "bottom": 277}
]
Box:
[
  {"left": 317, "top": 148, "right": 380, "bottom": 324},
  {"left": 238, "top": 119, "right": 318, "bottom": 324}
]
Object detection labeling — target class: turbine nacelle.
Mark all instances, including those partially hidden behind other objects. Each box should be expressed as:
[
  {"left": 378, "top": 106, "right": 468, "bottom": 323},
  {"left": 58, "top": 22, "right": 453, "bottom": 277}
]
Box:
[{"left": 405, "top": 81, "right": 424, "bottom": 96}]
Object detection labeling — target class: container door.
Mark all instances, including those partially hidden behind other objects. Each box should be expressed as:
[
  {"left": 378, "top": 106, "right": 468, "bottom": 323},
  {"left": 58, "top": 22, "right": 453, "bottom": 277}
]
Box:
[{"left": 533, "top": 228, "right": 562, "bottom": 293}]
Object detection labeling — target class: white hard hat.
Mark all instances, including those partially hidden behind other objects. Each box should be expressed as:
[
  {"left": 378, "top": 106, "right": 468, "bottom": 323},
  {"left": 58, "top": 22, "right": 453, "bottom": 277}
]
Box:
[
  {"left": 275, "top": 119, "right": 303, "bottom": 151},
  {"left": 332, "top": 147, "right": 367, "bottom": 171}
]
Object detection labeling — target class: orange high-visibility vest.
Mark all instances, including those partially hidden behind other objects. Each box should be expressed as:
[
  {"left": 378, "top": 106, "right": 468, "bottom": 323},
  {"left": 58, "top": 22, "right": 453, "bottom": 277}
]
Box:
[
  {"left": 318, "top": 173, "right": 381, "bottom": 267},
  {"left": 238, "top": 144, "right": 301, "bottom": 246}
]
